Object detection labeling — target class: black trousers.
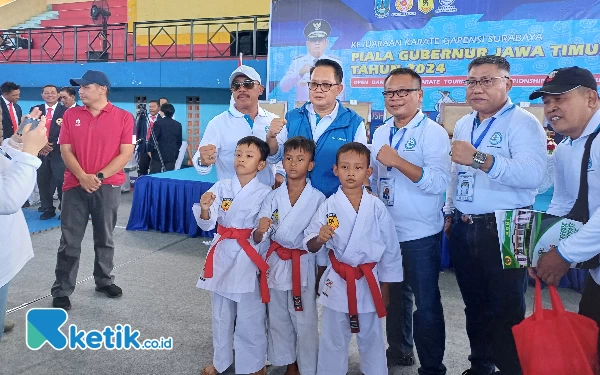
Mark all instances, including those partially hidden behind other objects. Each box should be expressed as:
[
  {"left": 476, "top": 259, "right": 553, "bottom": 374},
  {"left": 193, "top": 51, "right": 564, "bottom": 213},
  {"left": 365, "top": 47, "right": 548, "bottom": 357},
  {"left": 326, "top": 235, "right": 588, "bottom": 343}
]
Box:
[
  {"left": 138, "top": 152, "right": 151, "bottom": 175},
  {"left": 149, "top": 159, "right": 175, "bottom": 174},
  {"left": 579, "top": 275, "right": 600, "bottom": 364},
  {"left": 38, "top": 153, "right": 66, "bottom": 213},
  {"left": 51, "top": 185, "right": 121, "bottom": 297}
]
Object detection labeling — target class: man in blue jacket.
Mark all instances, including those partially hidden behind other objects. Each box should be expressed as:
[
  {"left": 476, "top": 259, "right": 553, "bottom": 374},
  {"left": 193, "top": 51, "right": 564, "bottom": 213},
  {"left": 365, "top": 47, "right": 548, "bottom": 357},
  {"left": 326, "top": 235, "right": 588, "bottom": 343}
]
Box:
[{"left": 266, "top": 59, "right": 367, "bottom": 197}]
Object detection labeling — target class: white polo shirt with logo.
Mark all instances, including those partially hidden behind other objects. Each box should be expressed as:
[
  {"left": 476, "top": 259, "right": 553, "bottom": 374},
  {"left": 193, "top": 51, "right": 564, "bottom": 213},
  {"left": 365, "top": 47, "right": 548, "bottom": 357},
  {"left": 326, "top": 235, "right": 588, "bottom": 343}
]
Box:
[{"left": 444, "top": 99, "right": 547, "bottom": 215}]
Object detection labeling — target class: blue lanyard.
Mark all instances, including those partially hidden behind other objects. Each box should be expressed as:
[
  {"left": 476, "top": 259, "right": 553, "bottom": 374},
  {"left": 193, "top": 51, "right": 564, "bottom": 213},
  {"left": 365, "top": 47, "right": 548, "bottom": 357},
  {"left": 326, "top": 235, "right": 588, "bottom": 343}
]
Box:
[
  {"left": 471, "top": 104, "right": 515, "bottom": 149},
  {"left": 387, "top": 114, "right": 426, "bottom": 172}
]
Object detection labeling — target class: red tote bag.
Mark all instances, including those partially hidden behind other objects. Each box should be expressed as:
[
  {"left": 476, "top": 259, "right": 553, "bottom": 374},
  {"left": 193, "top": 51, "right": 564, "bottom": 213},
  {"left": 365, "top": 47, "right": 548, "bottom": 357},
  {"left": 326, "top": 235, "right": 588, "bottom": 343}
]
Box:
[{"left": 512, "top": 278, "right": 599, "bottom": 375}]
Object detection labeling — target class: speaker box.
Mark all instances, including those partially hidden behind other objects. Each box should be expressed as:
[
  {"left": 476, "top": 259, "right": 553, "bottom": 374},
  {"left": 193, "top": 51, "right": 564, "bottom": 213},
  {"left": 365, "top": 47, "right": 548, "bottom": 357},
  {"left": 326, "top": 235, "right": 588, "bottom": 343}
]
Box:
[{"left": 230, "top": 30, "right": 268, "bottom": 57}]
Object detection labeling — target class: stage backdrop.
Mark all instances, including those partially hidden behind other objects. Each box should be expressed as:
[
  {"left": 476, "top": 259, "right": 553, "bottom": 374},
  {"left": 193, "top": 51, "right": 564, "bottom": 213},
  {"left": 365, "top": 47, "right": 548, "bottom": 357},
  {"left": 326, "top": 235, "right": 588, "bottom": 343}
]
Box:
[{"left": 267, "top": 0, "right": 600, "bottom": 130}]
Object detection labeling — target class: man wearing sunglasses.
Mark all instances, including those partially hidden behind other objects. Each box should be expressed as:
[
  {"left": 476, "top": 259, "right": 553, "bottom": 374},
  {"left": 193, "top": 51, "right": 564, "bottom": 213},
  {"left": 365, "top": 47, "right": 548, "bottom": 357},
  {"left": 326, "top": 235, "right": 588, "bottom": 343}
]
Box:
[
  {"left": 266, "top": 59, "right": 366, "bottom": 198},
  {"left": 370, "top": 68, "right": 451, "bottom": 374},
  {"left": 193, "top": 65, "right": 284, "bottom": 188},
  {"left": 279, "top": 19, "right": 344, "bottom": 103},
  {"left": 443, "top": 55, "right": 547, "bottom": 375}
]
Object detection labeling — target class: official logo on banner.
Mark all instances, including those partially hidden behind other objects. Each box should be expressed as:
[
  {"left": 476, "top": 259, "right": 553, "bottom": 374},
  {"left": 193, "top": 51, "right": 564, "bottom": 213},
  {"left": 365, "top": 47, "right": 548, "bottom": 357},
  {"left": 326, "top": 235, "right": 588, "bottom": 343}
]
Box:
[
  {"left": 375, "top": 0, "right": 391, "bottom": 18},
  {"left": 326, "top": 213, "right": 340, "bottom": 230},
  {"left": 435, "top": 0, "right": 457, "bottom": 13},
  {"left": 395, "top": 0, "right": 414, "bottom": 13},
  {"left": 221, "top": 198, "right": 233, "bottom": 212},
  {"left": 418, "top": 0, "right": 434, "bottom": 14}
]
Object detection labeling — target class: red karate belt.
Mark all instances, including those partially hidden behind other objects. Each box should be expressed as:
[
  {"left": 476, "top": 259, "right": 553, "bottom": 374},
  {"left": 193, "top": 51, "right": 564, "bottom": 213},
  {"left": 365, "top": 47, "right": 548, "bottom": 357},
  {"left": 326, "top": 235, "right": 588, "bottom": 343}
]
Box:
[
  {"left": 328, "top": 250, "right": 386, "bottom": 333},
  {"left": 266, "top": 241, "right": 308, "bottom": 311},
  {"left": 203, "top": 226, "right": 270, "bottom": 303}
]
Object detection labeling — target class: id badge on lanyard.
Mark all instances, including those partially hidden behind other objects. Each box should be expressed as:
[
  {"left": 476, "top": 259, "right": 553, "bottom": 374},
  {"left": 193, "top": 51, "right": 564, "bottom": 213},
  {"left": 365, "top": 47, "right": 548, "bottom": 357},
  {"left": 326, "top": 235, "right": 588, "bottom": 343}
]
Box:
[
  {"left": 378, "top": 126, "right": 406, "bottom": 206},
  {"left": 456, "top": 171, "right": 474, "bottom": 202}
]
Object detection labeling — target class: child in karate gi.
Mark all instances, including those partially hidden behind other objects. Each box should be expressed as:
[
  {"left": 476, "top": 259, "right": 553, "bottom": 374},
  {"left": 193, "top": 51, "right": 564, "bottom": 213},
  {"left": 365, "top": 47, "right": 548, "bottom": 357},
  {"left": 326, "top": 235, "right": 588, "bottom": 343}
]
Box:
[
  {"left": 304, "top": 142, "right": 403, "bottom": 375},
  {"left": 254, "top": 136, "right": 326, "bottom": 375},
  {"left": 194, "top": 136, "right": 273, "bottom": 375}
]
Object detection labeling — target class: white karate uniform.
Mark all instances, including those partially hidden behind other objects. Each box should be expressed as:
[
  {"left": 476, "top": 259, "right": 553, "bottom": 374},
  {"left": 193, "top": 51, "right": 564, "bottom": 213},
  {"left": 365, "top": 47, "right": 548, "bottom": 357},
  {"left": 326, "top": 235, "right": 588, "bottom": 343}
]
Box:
[
  {"left": 303, "top": 187, "right": 403, "bottom": 375},
  {"left": 193, "top": 175, "right": 272, "bottom": 374},
  {"left": 192, "top": 103, "right": 285, "bottom": 185},
  {"left": 256, "top": 180, "right": 325, "bottom": 375}
]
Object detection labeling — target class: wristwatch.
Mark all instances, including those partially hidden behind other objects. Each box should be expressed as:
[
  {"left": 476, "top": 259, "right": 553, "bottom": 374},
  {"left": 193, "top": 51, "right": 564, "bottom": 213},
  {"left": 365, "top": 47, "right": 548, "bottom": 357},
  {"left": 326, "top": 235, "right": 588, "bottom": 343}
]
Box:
[
  {"left": 471, "top": 151, "right": 487, "bottom": 170},
  {"left": 96, "top": 172, "right": 105, "bottom": 182}
]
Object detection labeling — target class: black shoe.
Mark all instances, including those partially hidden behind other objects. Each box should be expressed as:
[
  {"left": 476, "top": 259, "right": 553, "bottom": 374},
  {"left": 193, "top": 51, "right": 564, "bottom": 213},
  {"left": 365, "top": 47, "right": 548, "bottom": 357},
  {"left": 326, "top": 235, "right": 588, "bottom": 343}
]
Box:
[
  {"left": 22, "top": 201, "right": 30, "bottom": 208},
  {"left": 95, "top": 284, "right": 123, "bottom": 298},
  {"left": 3, "top": 320, "right": 14, "bottom": 333},
  {"left": 52, "top": 296, "right": 72, "bottom": 310},
  {"left": 37, "top": 207, "right": 44, "bottom": 212},
  {"left": 40, "top": 212, "right": 56, "bottom": 220},
  {"left": 387, "top": 353, "right": 416, "bottom": 368}
]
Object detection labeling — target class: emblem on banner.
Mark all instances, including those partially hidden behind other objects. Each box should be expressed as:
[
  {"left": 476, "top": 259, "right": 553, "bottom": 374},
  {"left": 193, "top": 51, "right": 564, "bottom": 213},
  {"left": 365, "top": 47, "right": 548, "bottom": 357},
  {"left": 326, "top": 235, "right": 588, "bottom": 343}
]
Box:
[
  {"left": 326, "top": 213, "right": 340, "bottom": 230},
  {"left": 375, "top": 0, "right": 391, "bottom": 18},
  {"left": 435, "top": 0, "right": 457, "bottom": 13},
  {"left": 395, "top": 0, "right": 413, "bottom": 12},
  {"left": 221, "top": 198, "right": 233, "bottom": 212},
  {"left": 418, "top": 0, "right": 434, "bottom": 14}
]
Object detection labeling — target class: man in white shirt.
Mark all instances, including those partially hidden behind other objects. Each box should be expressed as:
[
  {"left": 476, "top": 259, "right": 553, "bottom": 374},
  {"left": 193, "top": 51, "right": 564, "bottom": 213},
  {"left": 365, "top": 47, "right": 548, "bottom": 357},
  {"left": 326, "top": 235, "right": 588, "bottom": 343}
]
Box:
[
  {"left": 30, "top": 85, "right": 67, "bottom": 220},
  {"left": 193, "top": 65, "right": 285, "bottom": 188},
  {"left": 371, "top": 68, "right": 450, "bottom": 374},
  {"left": 531, "top": 66, "right": 600, "bottom": 364},
  {"left": 138, "top": 100, "right": 160, "bottom": 176},
  {"left": 443, "top": 56, "right": 547, "bottom": 375}
]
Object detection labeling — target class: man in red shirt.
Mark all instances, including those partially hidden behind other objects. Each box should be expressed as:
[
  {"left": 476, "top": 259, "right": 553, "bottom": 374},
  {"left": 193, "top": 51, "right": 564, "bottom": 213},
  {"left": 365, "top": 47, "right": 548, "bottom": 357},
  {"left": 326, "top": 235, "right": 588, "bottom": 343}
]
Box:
[{"left": 51, "top": 70, "right": 135, "bottom": 310}]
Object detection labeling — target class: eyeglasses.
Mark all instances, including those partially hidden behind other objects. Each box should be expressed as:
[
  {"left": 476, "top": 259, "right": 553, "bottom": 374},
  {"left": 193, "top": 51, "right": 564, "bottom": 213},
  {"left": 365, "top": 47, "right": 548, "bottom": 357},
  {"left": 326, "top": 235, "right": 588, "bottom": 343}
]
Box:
[
  {"left": 231, "top": 80, "right": 258, "bottom": 91},
  {"left": 382, "top": 88, "right": 420, "bottom": 98},
  {"left": 464, "top": 76, "right": 510, "bottom": 88},
  {"left": 308, "top": 82, "right": 340, "bottom": 92}
]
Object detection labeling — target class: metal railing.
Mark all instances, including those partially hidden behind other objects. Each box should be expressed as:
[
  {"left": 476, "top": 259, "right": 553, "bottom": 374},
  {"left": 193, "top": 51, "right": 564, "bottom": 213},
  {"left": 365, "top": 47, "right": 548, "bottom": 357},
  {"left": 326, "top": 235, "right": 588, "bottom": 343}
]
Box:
[{"left": 0, "top": 15, "right": 269, "bottom": 64}]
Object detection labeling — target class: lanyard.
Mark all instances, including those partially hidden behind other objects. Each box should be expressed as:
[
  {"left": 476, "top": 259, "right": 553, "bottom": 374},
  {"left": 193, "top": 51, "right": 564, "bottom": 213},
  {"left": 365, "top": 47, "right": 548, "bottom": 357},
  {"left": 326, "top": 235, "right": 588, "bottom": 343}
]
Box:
[
  {"left": 471, "top": 104, "right": 515, "bottom": 149},
  {"left": 387, "top": 114, "right": 426, "bottom": 172}
]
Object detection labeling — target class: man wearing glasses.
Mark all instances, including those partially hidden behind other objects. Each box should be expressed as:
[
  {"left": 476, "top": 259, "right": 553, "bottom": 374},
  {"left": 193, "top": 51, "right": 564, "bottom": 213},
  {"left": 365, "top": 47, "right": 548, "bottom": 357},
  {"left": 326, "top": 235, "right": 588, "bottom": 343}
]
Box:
[
  {"left": 266, "top": 58, "right": 367, "bottom": 198},
  {"left": 193, "top": 65, "right": 284, "bottom": 188},
  {"left": 370, "top": 68, "right": 450, "bottom": 374},
  {"left": 443, "top": 55, "right": 547, "bottom": 375},
  {"left": 279, "top": 19, "right": 344, "bottom": 103}
]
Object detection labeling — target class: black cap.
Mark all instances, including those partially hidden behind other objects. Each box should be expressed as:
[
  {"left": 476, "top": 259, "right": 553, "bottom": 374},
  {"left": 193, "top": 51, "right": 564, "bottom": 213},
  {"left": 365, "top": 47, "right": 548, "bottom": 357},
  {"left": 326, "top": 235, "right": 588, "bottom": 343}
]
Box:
[
  {"left": 304, "top": 19, "right": 331, "bottom": 39},
  {"left": 529, "top": 66, "right": 597, "bottom": 100},
  {"left": 70, "top": 70, "right": 111, "bottom": 89}
]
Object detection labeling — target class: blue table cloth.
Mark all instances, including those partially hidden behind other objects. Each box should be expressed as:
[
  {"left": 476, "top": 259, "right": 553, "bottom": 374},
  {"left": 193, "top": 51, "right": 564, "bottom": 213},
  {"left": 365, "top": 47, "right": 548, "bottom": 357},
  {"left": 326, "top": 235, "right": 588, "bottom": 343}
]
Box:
[
  {"left": 440, "top": 187, "right": 588, "bottom": 292},
  {"left": 126, "top": 167, "right": 218, "bottom": 238}
]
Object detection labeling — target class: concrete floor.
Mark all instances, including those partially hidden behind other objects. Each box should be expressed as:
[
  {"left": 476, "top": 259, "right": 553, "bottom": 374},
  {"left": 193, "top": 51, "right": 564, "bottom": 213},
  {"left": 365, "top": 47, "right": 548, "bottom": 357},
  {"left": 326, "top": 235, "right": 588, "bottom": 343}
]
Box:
[{"left": 0, "top": 193, "right": 583, "bottom": 375}]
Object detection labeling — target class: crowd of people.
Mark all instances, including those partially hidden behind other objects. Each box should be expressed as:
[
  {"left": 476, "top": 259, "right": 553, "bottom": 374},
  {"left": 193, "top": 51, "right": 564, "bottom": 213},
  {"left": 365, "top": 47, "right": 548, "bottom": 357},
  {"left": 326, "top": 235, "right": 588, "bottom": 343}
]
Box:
[{"left": 0, "top": 53, "right": 599, "bottom": 375}]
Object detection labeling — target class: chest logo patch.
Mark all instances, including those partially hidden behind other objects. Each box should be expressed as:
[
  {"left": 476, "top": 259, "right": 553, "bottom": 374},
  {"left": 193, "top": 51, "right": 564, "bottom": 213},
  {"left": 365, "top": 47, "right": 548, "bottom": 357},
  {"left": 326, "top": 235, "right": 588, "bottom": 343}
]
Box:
[
  {"left": 56, "top": 118, "right": 63, "bottom": 126},
  {"left": 405, "top": 137, "right": 417, "bottom": 150},
  {"left": 272, "top": 209, "right": 279, "bottom": 223},
  {"left": 326, "top": 213, "right": 340, "bottom": 230},
  {"left": 490, "top": 132, "right": 503, "bottom": 145},
  {"left": 221, "top": 198, "right": 233, "bottom": 212}
]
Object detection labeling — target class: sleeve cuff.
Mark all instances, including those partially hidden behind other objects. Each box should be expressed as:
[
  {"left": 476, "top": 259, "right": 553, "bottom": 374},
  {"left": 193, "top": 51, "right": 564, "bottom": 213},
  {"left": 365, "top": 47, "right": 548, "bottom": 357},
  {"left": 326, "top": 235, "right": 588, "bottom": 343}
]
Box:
[
  {"left": 555, "top": 246, "right": 573, "bottom": 264},
  {"left": 267, "top": 148, "right": 283, "bottom": 164},
  {"left": 11, "top": 149, "right": 42, "bottom": 169},
  {"left": 486, "top": 155, "right": 500, "bottom": 178},
  {"left": 414, "top": 168, "right": 425, "bottom": 184}
]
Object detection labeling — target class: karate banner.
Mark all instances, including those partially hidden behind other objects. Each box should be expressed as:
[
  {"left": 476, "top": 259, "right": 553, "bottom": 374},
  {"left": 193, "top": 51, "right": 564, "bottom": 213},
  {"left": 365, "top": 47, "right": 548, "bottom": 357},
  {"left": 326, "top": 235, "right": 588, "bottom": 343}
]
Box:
[
  {"left": 268, "top": 0, "right": 600, "bottom": 128},
  {"left": 495, "top": 209, "right": 584, "bottom": 269}
]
